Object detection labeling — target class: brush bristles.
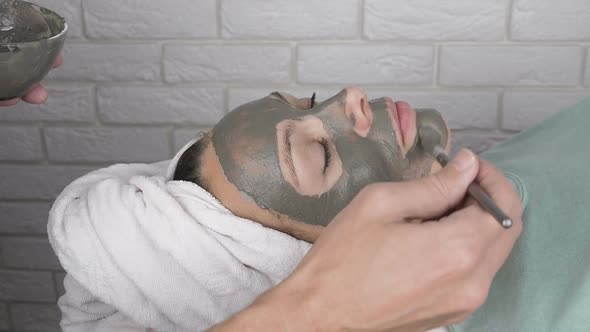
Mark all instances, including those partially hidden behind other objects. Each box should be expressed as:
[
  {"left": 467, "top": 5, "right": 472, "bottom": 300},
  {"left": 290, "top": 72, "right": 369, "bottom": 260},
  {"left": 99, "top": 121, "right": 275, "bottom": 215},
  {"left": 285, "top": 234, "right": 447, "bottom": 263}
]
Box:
[{"left": 418, "top": 126, "right": 442, "bottom": 155}]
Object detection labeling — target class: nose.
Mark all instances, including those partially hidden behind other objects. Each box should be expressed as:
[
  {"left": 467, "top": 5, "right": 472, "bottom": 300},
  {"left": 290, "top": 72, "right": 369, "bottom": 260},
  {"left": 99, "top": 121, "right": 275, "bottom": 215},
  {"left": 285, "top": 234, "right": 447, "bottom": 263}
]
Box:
[{"left": 344, "top": 87, "right": 373, "bottom": 137}]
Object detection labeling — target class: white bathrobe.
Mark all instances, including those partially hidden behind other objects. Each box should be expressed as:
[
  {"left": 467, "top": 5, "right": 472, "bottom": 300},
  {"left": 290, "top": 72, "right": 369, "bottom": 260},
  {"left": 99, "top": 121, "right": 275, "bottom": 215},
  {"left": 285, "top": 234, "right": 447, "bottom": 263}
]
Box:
[{"left": 48, "top": 138, "right": 312, "bottom": 331}]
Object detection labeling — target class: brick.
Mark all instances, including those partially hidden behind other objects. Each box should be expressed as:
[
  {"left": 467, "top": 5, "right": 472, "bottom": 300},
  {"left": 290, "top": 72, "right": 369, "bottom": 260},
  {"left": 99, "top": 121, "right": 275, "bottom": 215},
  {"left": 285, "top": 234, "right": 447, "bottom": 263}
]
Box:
[
  {"left": 164, "top": 45, "right": 291, "bottom": 83},
  {"left": 365, "top": 90, "right": 499, "bottom": 129},
  {"left": 49, "top": 43, "right": 161, "bottom": 81},
  {"left": 0, "top": 270, "right": 55, "bottom": 302},
  {"left": 228, "top": 88, "right": 339, "bottom": 111},
  {"left": 54, "top": 272, "right": 66, "bottom": 297},
  {"left": 365, "top": 0, "right": 507, "bottom": 40},
  {"left": 0, "top": 127, "right": 42, "bottom": 161},
  {"left": 0, "top": 86, "right": 94, "bottom": 122},
  {"left": 0, "top": 303, "right": 8, "bottom": 331},
  {"left": 45, "top": 127, "right": 171, "bottom": 163},
  {"left": 0, "top": 166, "right": 93, "bottom": 200},
  {"left": 298, "top": 45, "right": 433, "bottom": 85},
  {"left": 173, "top": 128, "right": 210, "bottom": 152},
  {"left": 511, "top": 0, "right": 590, "bottom": 40},
  {"left": 0, "top": 203, "right": 52, "bottom": 234},
  {"left": 98, "top": 87, "right": 224, "bottom": 125},
  {"left": 85, "top": 0, "right": 216, "bottom": 39},
  {"left": 439, "top": 46, "right": 582, "bottom": 86},
  {"left": 2, "top": 237, "right": 62, "bottom": 270},
  {"left": 502, "top": 91, "right": 590, "bottom": 130},
  {"left": 221, "top": 0, "right": 358, "bottom": 39},
  {"left": 451, "top": 132, "right": 512, "bottom": 155},
  {"left": 35, "top": 0, "right": 83, "bottom": 38},
  {"left": 11, "top": 303, "right": 61, "bottom": 332}
]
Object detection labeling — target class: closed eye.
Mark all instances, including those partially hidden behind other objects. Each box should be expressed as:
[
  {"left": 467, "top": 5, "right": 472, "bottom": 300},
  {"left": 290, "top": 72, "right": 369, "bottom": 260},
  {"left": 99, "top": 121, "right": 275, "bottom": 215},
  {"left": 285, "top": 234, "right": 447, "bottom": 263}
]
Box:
[
  {"left": 276, "top": 117, "right": 343, "bottom": 196},
  {"left": 319, "top": 138, "right": 331, "bottom": 174}
]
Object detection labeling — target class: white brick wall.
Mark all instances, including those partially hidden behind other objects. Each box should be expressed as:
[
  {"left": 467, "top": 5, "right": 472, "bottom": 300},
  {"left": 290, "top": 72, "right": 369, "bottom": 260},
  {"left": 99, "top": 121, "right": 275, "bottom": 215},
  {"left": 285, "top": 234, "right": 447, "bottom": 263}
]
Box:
[
  {"left": 1, "top": 0, "right": 590, "bottom": 330},
  {"left": 365, "top": 0, "right": 509, "bottom": 41},
  {"left": 0, "top": 203, "right": 52, "bottom": 234},
  {"left": 0, "top": 166, "right": 93, "bottom": 199},
  {"left": 0, "top": 127, "right": 42, "bottom": 161},
  {"left": 44, "top": 127, "right": 171, "bottom": 162},
  {"left": 164, "top": 45, "right": 292, "bottom": 83},
  {"left": 502, "top": 91, "right": 590, "bottom": 130},
  {"left": 54, "top": 272, "right": 66, "bottom": 298},
  {"left": 1, "top": 237, "right": 63, "bottom": 270},
  {"left": 10, "top": 304, "right": 61, "bottom": 332},
  {"left": 511, "top": 0, "right": 590, "bottom": 40},
  {"left": 221, "top": 0, "right": 359, "bottom": 39},
  {"left": 0, "top": 303, "right": 8, "bottom": 331},
  {"left": 298, "top": 45, "right": 434, "bottom": 84},
  {"left": 1, "top": 85, "right": 94, "bottom": 122},
  {"left": 98, "top": 86, "right": 225, "bottom": 125},
  {"left": 439, "top": 46, "right": 582, "bottom": 86},
  {"left": 0, "top": 270, "right": 55, "bottom": 302},
  {"left": 85, "top": 0, "right": 217, "bottom": 39},
  {"left": 50, "top": 43, "right": 161, "bottom": 81}
]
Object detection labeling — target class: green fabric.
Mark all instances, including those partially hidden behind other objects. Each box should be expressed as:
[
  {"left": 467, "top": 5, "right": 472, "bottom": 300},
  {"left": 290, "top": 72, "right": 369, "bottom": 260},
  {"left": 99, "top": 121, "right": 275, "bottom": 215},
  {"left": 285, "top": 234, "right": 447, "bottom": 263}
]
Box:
[{"left": 450, "top": 98, "right": 590, "bottom": 332}]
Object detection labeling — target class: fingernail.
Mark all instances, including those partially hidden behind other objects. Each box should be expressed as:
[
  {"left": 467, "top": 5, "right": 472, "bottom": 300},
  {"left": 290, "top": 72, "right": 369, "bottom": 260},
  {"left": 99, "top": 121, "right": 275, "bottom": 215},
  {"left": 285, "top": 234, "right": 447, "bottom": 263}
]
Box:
[{"left": 451, "top": 149, "right": 476, "bottom": 172}]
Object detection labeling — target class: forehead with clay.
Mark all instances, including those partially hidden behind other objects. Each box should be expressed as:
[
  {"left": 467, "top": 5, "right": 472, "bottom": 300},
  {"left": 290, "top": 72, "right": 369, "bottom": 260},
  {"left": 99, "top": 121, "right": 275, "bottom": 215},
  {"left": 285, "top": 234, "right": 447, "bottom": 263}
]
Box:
[{"left": 211, "top": 90, "right": 446, "bottom": 226}]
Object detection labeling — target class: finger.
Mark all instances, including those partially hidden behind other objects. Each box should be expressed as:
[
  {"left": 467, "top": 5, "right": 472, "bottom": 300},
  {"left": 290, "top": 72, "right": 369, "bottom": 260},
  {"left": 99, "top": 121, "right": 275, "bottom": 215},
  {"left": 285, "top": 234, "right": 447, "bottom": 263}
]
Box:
[
  {"left": 0, "top": 98, "right": 20, "bottom": 107},
  {"left": 460, "top": 206, "right": 522, "bottom": 295},
  {"left": 355, "top": 149, "right": 479, "bottom": 222},
  {"left": 53, "top": 54, "right": 63, "bottom": 68},
  {"left": 438, "top": 194, "right": 522, "bottom": 262},
  {"left": 397, "top": 149, "right": 480, "bottom": 220},
  {"left": 441, "top": 204, "right": 505, "bottom": 242},
  {"left": 479, "top": 211, "right": 523, "bottom": 277},
  {"left": 463, "top": 158, "right": 522, "bottom": 223},
  {"left": 22, "top": 84, "right": 48, "bottom": 105}
]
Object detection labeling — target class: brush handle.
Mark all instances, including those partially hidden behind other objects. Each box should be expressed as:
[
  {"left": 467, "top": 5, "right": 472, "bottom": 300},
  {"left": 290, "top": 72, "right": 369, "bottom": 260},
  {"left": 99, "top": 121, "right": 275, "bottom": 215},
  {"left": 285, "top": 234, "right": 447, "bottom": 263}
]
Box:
[
  {"left": 433, "top": 147, "right": 512, "bottom": 229},
  {"left": 466, "top": 183, "right": 513, "bottom": 228}
]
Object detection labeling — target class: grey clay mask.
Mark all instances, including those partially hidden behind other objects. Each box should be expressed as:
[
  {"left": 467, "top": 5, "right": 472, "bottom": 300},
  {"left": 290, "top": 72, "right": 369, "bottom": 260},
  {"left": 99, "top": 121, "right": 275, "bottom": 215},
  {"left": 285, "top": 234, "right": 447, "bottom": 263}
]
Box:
[{"left": 212, "top": 90, "right": 448, "bottom": 226}]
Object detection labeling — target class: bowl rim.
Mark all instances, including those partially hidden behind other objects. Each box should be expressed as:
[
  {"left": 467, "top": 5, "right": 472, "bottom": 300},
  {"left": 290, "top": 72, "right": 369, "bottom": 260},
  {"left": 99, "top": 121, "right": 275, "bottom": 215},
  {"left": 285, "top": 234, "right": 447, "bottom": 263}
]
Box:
[{"left": 0, "top": 0, "right": 68, "bottom": 46}]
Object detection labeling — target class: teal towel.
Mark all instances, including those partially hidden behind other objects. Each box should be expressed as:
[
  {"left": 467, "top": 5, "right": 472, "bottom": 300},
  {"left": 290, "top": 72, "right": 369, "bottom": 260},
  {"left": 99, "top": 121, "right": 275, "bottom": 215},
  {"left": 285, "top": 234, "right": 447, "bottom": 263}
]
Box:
[{"left": 450, "top": 98, "right": 590, "bottom": 332}]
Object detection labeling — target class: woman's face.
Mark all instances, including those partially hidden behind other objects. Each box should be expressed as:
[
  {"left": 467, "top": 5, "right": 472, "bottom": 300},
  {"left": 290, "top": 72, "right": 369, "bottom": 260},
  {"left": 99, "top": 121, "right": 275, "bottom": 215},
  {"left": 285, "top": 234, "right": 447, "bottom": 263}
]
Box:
[{"left": 200, "top": 87, "right": 450, "bottom": 241}]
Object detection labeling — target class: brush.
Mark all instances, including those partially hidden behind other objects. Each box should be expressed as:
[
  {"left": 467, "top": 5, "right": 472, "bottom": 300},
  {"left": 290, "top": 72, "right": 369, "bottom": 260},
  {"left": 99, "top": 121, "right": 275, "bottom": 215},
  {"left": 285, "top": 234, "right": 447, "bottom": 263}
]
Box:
[{"left": 419, "top": 126, "right": 512, "bottom": 229}]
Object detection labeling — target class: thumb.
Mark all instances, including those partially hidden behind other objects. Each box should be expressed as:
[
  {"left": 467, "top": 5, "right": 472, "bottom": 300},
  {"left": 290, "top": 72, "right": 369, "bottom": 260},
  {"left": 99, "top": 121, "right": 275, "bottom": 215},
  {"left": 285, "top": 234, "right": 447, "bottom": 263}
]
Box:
[{"left": 364, "top": 149, "right": 479, "bottom": 222}]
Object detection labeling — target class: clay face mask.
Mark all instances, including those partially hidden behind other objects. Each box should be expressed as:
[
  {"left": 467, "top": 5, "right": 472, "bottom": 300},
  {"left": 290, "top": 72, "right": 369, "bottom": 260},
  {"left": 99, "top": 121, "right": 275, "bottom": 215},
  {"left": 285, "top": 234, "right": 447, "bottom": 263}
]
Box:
[{"left": 212, "top": 90, "right": 448, "bottom": 226}]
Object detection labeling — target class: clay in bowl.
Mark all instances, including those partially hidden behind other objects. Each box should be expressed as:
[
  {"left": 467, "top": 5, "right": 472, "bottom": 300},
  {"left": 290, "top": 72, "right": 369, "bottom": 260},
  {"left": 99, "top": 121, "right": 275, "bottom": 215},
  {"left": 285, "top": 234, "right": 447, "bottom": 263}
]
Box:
[{"left": 0, "top": 0, "right": 67, "bottom": 100}]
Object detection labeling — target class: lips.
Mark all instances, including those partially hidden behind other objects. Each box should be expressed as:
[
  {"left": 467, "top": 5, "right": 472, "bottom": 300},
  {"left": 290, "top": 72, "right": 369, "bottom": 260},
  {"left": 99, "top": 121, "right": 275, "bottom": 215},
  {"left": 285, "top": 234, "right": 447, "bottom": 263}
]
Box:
[{"left": 383, "top": 97, "right": 416, "bottom": 151}]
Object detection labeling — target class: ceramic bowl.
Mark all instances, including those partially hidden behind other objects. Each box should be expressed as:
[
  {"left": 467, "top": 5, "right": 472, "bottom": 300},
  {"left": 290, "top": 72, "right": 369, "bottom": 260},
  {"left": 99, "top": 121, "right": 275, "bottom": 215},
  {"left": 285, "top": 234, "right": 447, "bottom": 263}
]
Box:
[{"left": 0, "top": 0, "right": 67, "bottom": 100}]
